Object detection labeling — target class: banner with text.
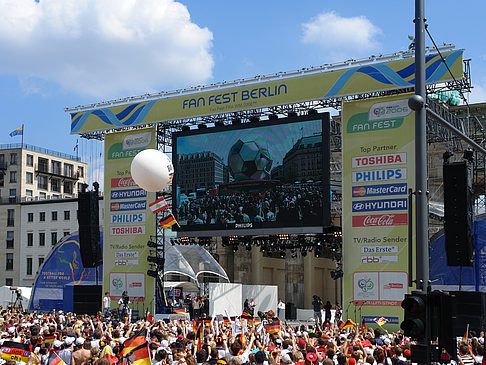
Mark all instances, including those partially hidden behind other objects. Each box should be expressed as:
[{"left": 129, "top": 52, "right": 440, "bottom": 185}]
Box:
[
  {"left": 71, "top": 51, "right": 463, "bottom": 133},
  {"left": 342, "top": 94, "right": 415, "bottom": 330},
  {"left": 103, "top": 127, "right": 156, "bottom": 311}
]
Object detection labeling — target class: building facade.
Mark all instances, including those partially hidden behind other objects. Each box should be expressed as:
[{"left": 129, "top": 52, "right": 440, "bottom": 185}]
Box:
[{"left": 0, "top": 144, "right": 88, "bottom": 287}]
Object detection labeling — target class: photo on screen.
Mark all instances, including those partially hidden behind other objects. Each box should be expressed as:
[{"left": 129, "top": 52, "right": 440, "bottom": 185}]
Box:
[{"left": 172, "top": 113, "right": 331, "bottom": 237}]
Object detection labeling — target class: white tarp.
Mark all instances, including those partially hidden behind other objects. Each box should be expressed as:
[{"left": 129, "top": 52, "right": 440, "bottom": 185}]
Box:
[
  {"left": 209, "top": 283, "right": 242, "bottom": 316},
  {"left": 242, "top": 284, "right": 278, "bottom": 314},
  {"left": 0, "top": 286, "right": 32, "bottom": 310}
]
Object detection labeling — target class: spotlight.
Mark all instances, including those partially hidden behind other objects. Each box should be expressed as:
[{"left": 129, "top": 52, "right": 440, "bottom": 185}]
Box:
[
  {"left": 463, "top": 149, "right": 474, "bottom": 163},
  {"left": 278, "top": 234, "right": 289, "bottom": 240},
  {"left": 222, "top": 237, "right": 230, "bottom": 247},
  {"left": 181, "top": 125, "right": 190, "bottom": 132},
  {"left": 232, "top": 118, "right": 242, "bottom": 125},
  {"left": 245, "top": 243, "right": 252, "bottom": 251},
  {"left": 147, "top": 256, "right": 164, "bottom": 265},
  {"left": 232, "top": 244, "right": 239, "bottom": 253},
  {"left": 443, "top": 151, "right": 453, "bottom": 164},
  {"left": 333, "top": 230, "right": 342, "bottom": 239},
  {"left": 308, "top": 109, "right": 318, "bottom": 115},
  {"left": 215, "top": 120, "right": 225, "bottom": 128},
  {"left": 147, "top": 240, "right": 158, "bottom": 248},
  {"left": 279, "top": 251, "right": 286, "bottom": 259},
  {"left": 147, "top": 270, "right": 158, "bottom": 278},
  {"left": 268, "top": 114, "right": 278, "bottom": 121},
  {"left": 301, "top": 249, "right": 307, "bottom": 257},
  {"left": 287, "top": 111, "right": 297, "bottom": 118},
  {"left": 180, "top": 237, "right": 190, "bottom": 245},
  {"left": 198, "top": 124, "right": 208, "bottom": 129}
]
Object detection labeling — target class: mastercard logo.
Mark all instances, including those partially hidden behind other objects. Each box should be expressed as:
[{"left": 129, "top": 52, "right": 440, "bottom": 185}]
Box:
[
  {"left": 353, "top": 187, "right": 366, "bottom": 197},
  {"left": 111, "top": 203, "right": 120, "bottom": 211}
]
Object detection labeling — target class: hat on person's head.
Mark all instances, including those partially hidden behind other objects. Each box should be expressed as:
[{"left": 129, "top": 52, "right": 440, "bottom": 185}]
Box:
[
  {"left": 347, "top": 358, "right": 356, "bottom": 365},
  {"left": 8, "top": 327, "right": 15, "bottom": 334},
  {"left": 53, "top": 340, "right": 62, "bottom": 348},
  {"left": 297, "top": 339, "right": 306, "bottom": 349},
  {"left": 65, "top": 337, "right": 75, "bottom": 346},
  {"left": 160, "top": 340, "right": 169, "bottom": 349},
  {"left": 255, "top": 350, "right": 267, "bottom": 363},
  {"left": 404, "top": 349, "right": 411, "bottom": 358},
  {"left": 281, "top": 354, "right": 292, "bottom": 364},
  {"left": 75, "top": 337, "right": 86, "bottom": 346}
]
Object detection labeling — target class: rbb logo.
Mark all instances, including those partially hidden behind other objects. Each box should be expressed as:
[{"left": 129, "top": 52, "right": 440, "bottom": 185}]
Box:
[{"left": 361, "top": 256, "right": 380, "bottom": 263}]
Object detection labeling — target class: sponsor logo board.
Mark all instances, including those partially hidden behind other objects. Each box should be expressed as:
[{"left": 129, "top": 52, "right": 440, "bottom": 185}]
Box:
[
  {"left": 361, "top": 255, "right": 399, "bottom": 264},
  {"left": 352, "top": 214, "right": 408, "bottom": 227},
  {"left": 352, "top": 168, "right": 407, "bottom": 183},
  {"left": 110, "top": 213, "right": 146, "bottom": 224},
  {"left": 352, "top": 153, "right": 406, "bottom": 168},
  {"left": 352, "top": 198, "right": 407, "bottom": 212},
  {"left": 352, "top": 183, "right": 407, "bottom": 198},
  {"left": 115, "top": 259, "right": 139, "bottom": 266},
  {"left": 110, "top": 225, "right": 146, "bottom": 235},
  {"left": 110, "top": 200, "right": 147, "bottom": 211},
  {"left": 115, "top": 251, "right": 140, "bottom": 258},
  {"left": 360, "top": 245, "right": 399, "bottom": 254},
  {"left": 111, "top": 177, "right": 138, "bottom": 188},
  {"left": 111, "top": 188, "right": 147, "bottom": 200}
]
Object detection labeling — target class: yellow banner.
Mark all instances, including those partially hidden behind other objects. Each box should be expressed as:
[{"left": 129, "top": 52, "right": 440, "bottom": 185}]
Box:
[
  {"left": 71, "top": 51, "right": 463, "bottom": 134},
  {"left": 103, "top": 126, "right": 156, "bottom": 314},
  {"left": 341, "top": 94, "right": 416, "bottom": 331}
]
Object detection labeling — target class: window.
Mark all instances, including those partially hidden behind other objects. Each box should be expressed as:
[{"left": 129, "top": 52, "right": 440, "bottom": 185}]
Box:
[
  {"left": 78, "top": 166, "right": 84, "bottom": 178},
  {"left": 63, "top": 231, "right": 70, "bottom": 237},
  {"left": 38, "top": 257, "right": 44, "bottom": 269},
  {"left": 26, "top": 258, "right": 32, "bottom": 276},
  {"left": 26, "top": 154, "right": 33, "bottom": 166},
  {"left": 38, "top": 175, "right": 48, "bottom": 190},
  {"left": 5, "top": 278, "right": 12, "bottom": 286},
  {"left": 26, "top": 172, "right": 33, "bottom": 184},
  {"left": 64, "top": 163, "right": 74, "bottom": 177},
  {"left": 9, "top": 171, "right": 17, "bottom": 183},
  {"left": 38, "top": 157, "right": 48, "bottom": 172},
  {"left": 26, "top": 189, "right": 33, "bottom": 197},
  {"left": 0, "top": 175, "right": 3, "bottom": 187},
  {"left": 7, "top": 209, "right": 14, "bottom": 227},
  {"left": 39, "top": 192, "right": 46, "bottom": 199},
  {"left": 63, "top": 181, "right": 73, "bottom": 195},
  {"left": 51, "top": 178, "right": 61, "bottom": 192},
  {"left": 39, "top": 212, "right": 45, "bottom": 222},
  {"left": 27, "top": 212, "right": 33, "bottom": 222},
  {"left": 9, "top": 153, "right": 17, "bottom": 165},
  {"left": 9, "top": 189, "right": 16, "bottom": 197},
  {"left": 6, "top": 253, "right": 13, "bottom": 271},
  {"left": 6, "top": 231, "right": 14, "bottom": 249},
  {"left": 51, "top": 232, "right": 57, "bottom": 245},
  {"left": 39, "top": 232, "right": 45, "bottom": 246},
  {"left": 52, "top": 211, "right": 57, "bottom": 221},
  {"left": 51, "top": 161, "right": 61, "bottom": 175},
  {"left": 27, "top": 233, "right": 33, "bottom": 247},
  {"left": 64, "top": 210, "right": 70, "bottom": 220}
]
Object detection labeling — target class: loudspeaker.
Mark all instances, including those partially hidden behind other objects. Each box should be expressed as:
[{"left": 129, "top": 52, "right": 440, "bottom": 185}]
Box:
[
  {"left": 285, "top": 302, "right": 296, "bottom": 320},
  {"left": 77, "top": 191, "right": 101, "bottom": 268},
  {"left": 443, "top": 162, "right": 474, "bottom": 266},
  {"left": 73, "top": 285, "right": 102, "bottom": 315}
]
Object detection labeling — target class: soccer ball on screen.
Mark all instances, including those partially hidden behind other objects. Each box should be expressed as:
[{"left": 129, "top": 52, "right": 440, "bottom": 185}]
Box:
[{"left": 227, "top": 139, "right": 273, "bottom": 181}]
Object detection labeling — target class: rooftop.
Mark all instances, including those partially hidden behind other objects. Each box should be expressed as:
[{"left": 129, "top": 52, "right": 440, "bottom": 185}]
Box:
[{"left": 0, "top": 143, "right": 83, "bottom": 163}]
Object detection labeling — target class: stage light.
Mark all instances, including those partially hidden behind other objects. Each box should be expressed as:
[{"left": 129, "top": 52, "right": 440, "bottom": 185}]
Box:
[
  {"left": 333, "top": 230, "right": 342, "bottom": 239},
  {"left": 182, "top": 125, "right": 190, "bottom": 132},
  {"left": 287, "top": 111, "right": 297, "bottom": 118},
  {"left": 232, "top": 244, "right": 239, "bottom": 253},
  {"left": 301, "top": 249, "right": 307, "bottom": 257},
  {"left": 215, "top": 121, "right": 225, "bottom": 128},
  {"left": 279, "top": 251, "right": 286, "bottom": 259},
  {"left": 180, "top": 237, "right": 190, "bottom": 245},
  {"left": 232, "top": 118, "right": 241, "bottom": 125},
  {"left": 249, "top": 116, "right": 260, "bottom": 123},
  {"left": 463, "top": 149, "right": 474, "bottom": 163},
  {"left": 308, "top": 109, "right": 317, "bottom": 115},
  {"left": 268, "top": 114, "right": 278, "bottom": 121},
  {"left": 147, "top": 256, "right": 164, "bottom": 266},
  {"left": 222, "top": 237, "right": 230, "bottom": 247},
  {"left": 278, "top": 234, "right": 289, "bottom": 241},
  {"left": 198, "top": 124, "right": 208, "bottom": 129},
  {"left": 147, "top": 240, "right": 158, "bottom": 248},
  {"left": 443, "top": 151, "right": 453, "bottom": 164},
  {"left": 147, "top": 270, "right": 159, "bottom": 278},
  {"left": 245, "top": 243, "right": 252, "bottom": 251}
]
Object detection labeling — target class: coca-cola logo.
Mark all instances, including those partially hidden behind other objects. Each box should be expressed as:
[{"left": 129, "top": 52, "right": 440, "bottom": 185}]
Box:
[
  {"left": 111, "top": 177, "right": 137, "bottom": 188},
  {"left": 353, "top": 213, "right": 408, "bottom": 227}
]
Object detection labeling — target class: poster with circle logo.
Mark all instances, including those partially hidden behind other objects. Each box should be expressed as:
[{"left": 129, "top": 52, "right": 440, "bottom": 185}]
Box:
[
  {"left": 104, "top": 127, "right": 156, "bottom": 315},
  {"left": 342, "top": 94, "right": 415, "bottom": 330}
]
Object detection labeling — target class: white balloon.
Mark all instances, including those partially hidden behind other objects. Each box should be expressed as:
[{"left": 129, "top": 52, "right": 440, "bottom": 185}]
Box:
[{"left": 130, "top": 149, "right": 174, "bottom": 192}]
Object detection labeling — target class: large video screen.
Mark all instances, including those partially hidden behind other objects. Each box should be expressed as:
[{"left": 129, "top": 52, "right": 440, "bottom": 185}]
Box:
[{"left": 172, "top": 113, "right": 331, "bottom": 237}]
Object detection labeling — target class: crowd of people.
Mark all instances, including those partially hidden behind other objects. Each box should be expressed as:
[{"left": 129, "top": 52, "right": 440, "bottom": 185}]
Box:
[
  {"left": 176, "top": 182, "right": 324, "bottom": 227},
  {"left": 0, "top": 306, "right": 482, "bottom": 365}
]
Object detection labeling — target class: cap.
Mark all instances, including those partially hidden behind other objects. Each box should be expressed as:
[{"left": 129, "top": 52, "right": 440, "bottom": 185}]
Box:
[
  {"left": 404, "top": 349, "right": 411, "bottom": 358},
  {"left": 8, "top": 327, "right": 15, "bottom": 334},
  {"left": 53, "top": 340, "right": 63, "bottom": 348},
  {"left": 297, "top": 339, "right": 306, "bottom": 349},
  {"left": 255, "top": 350, "right": 267, "bottom": 363},
  {"left": 75, "top": 337, "right": 86, "bottom": 346},
  {"left": 306, "top": 353, "right": 318, "bottom": 363},
  {"left": 160, "top": 340, "right": 169, "bottom": 349},
  {"left": 65, "top": 337, "right": 75, "bottom": 346},
  {"left": 281, "top": 354, "right": 292, "bottom": 364}
]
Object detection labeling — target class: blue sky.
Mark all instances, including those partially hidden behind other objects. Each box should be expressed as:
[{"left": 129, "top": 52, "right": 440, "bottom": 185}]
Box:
[{"left": 0, "top": 0, "right": 485, "bottom": 185}]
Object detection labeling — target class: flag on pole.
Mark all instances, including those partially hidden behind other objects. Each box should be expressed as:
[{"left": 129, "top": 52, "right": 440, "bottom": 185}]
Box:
[
  {"left": 462, "top": 324, "right": 469, "bottom": 342},
  {"left": 9, "top": 126, "right": 23, "bottom": 137},
  {"left": 119, "top": 328, "right": 151, "bottom": 365},
  {"left": 48, "top": 354, "right": 66, "bottom": 365},
  {"left": 173, "top": 307, "right": 186, "bottom": 315},
  {"left": 374, "top": 317, "right": 388, "bottom": 326},
  {"left": 360, "top": 319, "right": 367, "bottom": 334},
  {"left": 339, "top": 319, "right": 355, "bottom": 330},
  {"left": 264, "top": 320, "right": 280, "bottom": 334},
  {"left": 74, "top": 139, "right": 78, "bottom": 152},
  {"left": 149, "top": 197, "right": 168, "bottom": 214},
  {"left": 159, "top": 211, "right": 177, "bottom": 229}
]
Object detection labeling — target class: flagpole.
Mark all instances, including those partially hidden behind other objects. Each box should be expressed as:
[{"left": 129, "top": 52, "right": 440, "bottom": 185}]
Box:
[{"left": 21, "top": 124, "right": 24, "bottom": 147}]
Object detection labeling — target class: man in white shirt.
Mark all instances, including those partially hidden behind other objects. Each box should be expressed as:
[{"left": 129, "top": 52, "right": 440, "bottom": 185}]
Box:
[{"left": 103, "top": 292, "right": 111, "bottom": 315}]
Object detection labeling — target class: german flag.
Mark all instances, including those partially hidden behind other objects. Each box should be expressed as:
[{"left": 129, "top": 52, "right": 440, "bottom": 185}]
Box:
[
  {"left": 120, "top": 328, "right": 150, "bottom": 365},
  {"left": 173, "top": 307, "right": 186, "bottom": 315},
  {"left": 192, "top": 320, "right": 198, "bottom": 333},
  {"left": 339, "top": 319, "right": 355, "bottom": 330},
  {"left": 1, "top": 341, "right": 31, "bottom": 363},
  {"left": 43, "top": 335, "right": 55, "bottom": 344},
  {"left": 49, "top": 354, "right": 66, "bottom": 365},
  {"left": 197, "top": 319, "right": 212, "bottom": 326},
  {"left": 159, "top": 211, "right": 177, "bottom": 229},
  {"left": 264, "top": 320, "right": 280, "bottom": 334},
  {"left": 253, "top": 318, "right": 262, "bottom": 327},
  {"left": 360, "top": 319, "right": 367, "bottom": 334}
]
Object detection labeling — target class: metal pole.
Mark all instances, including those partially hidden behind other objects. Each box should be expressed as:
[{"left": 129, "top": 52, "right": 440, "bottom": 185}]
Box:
[{"left": 413, "top": 1, "right": 430, "bottom": 363}]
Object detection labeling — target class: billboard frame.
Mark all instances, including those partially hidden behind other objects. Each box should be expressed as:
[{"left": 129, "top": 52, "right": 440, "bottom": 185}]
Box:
[{"left": 172, "top": 112, "right": 331, "bottom": 238}]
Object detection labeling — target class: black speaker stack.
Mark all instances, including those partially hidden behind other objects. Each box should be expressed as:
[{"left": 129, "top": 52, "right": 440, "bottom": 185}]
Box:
[{"left": 77, "top": 186, "right": 101, "bottom": 268}]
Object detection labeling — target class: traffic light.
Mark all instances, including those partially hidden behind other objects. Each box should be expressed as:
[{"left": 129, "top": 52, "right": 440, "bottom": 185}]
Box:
[{"left": 401, "top": 292, "right": 427, "bottom": 340}]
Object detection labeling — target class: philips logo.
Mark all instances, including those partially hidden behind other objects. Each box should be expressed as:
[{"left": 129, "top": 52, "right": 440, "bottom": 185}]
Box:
[
  {"left": 352, "top": 198, "right": 407, "bottom": 212},
  {"left": 352, "top": 168, "right": 407, "bottom": 183}
]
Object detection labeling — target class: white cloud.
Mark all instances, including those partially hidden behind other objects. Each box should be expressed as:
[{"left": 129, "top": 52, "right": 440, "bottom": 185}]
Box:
[
  {"left": 0, "top": 0, "right": 214, "bottom": 98},
  {"left": 302, "top": 11, "right": 381, "bottom": 58},
  {"left": 468, "top": 83, "right": 486, "bottom": 104}
]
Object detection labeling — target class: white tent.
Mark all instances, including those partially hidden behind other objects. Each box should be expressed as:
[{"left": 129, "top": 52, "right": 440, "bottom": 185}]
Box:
[{"left": 0, "top": 286, "right": 32, "bottom": 310}]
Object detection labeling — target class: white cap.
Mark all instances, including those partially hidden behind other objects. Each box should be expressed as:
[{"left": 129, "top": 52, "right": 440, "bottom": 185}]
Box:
[
  {"left": 65, "top": 337, "right": 75, "bottom": 346},
  {"left": 160, "top": 340, "right": 169, "bottom": 349},
  {"left": 8, "top": 327, "right": 15, "bottom": 334},
  {"left": 75, "top": 337, "right": 86, "bottom": 346},
  {"left": 53, "top": 340, "right": 63, "bottom": 348}
]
